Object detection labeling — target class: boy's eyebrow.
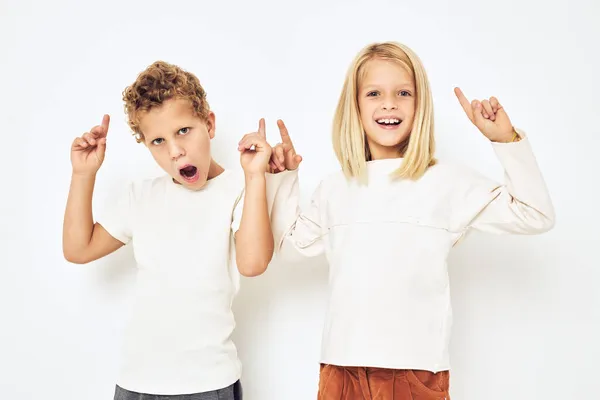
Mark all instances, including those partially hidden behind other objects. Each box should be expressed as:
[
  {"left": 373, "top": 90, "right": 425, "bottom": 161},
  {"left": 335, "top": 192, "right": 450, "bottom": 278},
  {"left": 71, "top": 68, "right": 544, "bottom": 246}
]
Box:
[
  {"left": 173, "top": 125, "right": 189, "bottom": 133},
  {"left": 361, "top": 82, "right": 415, "bottom": 90}
]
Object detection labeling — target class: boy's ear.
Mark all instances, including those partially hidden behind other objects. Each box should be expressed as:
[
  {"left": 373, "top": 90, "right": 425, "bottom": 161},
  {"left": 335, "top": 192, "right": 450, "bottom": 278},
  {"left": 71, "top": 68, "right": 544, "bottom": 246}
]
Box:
[
  {"left": 136, "top": 133, "right": 147, "bottom": 146},
  {"left": 206, "top": 112, "right": 216, "bottom": 139}
]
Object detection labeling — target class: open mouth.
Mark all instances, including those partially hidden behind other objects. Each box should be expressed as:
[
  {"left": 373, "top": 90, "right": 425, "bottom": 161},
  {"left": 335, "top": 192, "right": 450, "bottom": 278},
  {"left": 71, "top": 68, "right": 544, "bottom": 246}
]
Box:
[
  {"left": 376, "top": 118, "right": 402, "bottom": 126},
  {"left": 179, "top": 165, "right": 199, "bottom": 183}
]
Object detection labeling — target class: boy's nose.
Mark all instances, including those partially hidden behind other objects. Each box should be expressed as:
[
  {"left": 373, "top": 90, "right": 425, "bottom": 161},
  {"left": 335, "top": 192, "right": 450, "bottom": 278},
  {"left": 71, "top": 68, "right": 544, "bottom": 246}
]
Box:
[{"left": 169, "top": 144, "right": 185, "bottom": 160}]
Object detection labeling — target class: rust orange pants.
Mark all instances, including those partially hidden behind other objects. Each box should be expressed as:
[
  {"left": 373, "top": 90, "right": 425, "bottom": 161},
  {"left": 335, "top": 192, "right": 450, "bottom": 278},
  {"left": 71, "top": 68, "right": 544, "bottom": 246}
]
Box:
[{"left": 318, "top": 364, "right": 450, "bottom": 400}]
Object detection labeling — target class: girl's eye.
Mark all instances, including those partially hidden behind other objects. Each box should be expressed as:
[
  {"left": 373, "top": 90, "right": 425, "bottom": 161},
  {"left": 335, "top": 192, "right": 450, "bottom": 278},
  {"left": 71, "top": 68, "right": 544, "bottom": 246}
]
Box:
[
  {"left": 366, "top": 91, "right": 379, "bottom": 97},
  {"left": 151, "top": 138, "right": 164, "bottom": 145},
  {"left": 178, "top": 127, "right": 190, "bottom": 135},
  {"left": 399, "top": 90, "right": 411, "bottom": 96}
]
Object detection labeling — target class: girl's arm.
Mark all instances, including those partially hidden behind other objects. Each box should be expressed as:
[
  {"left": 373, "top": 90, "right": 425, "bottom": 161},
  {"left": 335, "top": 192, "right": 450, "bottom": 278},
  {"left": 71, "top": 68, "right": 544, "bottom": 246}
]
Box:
[
  {"left": 266, "top": 120, "right": 326, "bottom": 261},
  {"left": 456, "top": 133, "right": 555, "bottom": 234},
  {"left": 453, "top": 88, "right": 555, "bottom": 234}
]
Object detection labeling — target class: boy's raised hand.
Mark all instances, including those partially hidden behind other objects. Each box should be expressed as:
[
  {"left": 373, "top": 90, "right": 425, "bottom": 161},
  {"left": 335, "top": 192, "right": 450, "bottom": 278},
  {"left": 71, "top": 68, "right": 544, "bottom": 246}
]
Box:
[
  {"left": 239, "top": 118, "right": 273, "bottom": 175},
  {"left": 71, "top": 114, "right": 110, "bottom": 176},
  {"left": 269, "top": 119, "right": 302, "bottom": 173},
  {"left": 454, "top": 87, "right": 517, "bottom": 143}
]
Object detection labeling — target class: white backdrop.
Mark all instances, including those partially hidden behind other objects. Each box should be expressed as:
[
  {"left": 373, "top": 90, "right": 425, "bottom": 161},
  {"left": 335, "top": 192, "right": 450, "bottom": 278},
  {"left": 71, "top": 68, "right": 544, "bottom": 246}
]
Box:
[{"left": 1, "top": 0, "right": 599, "bottom": 399}]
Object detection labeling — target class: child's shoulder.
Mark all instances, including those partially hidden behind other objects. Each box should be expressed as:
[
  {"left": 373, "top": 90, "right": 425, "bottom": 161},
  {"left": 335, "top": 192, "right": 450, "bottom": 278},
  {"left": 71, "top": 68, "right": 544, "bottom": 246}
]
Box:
[
  {"left": 426, "top": 158, "right": 483, "bottom": 178},
  {"left": 423, "top": 159, "right": 493, "bottom": 190},
  {"left": 126, "top": 174, "right": 172, "bottom": 196},
  {"left": 208, "top": 169, "right": 245, "bottom": 202},
  {"left": 109, "top": 175, "right": 168, "bottom": 208},
  {"left": 314, "top": 168, "right": 348, "bottom": 192},
  {"left": 214, "top": 169, "right": 245, "bottom": 191}
]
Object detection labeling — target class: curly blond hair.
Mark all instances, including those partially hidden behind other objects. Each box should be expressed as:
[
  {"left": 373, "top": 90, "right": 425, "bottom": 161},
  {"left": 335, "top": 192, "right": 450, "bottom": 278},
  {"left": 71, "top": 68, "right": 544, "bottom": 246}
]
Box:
[{"left": 122, "top": 61, "right": 210, "bottom": 143}]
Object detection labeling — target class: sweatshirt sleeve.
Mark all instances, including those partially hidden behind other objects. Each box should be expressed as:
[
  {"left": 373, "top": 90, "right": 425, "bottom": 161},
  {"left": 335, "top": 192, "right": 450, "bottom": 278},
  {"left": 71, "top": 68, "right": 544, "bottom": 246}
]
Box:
[
  {"left": 454, "top": 130, "right": 555, "bottom": 235},
  {"left": 265, "top": 170, "right": 327, "bottom": 261}
]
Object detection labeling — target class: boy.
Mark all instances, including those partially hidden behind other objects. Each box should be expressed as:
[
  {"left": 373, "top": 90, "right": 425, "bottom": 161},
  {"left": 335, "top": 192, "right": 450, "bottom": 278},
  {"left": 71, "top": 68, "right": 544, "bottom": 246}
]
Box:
[{"left": 62, "top": 61, "right": 274, "bottom": 399}]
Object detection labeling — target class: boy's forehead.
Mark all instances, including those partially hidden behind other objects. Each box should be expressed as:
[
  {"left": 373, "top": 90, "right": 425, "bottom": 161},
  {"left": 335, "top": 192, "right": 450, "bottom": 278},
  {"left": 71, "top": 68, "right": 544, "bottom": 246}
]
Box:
[
  {"left": 152, "top": 98, "right": 195, "bottom": 117},
  {"left": 139, "top": 99, "right": 198, "bottom": 134}
]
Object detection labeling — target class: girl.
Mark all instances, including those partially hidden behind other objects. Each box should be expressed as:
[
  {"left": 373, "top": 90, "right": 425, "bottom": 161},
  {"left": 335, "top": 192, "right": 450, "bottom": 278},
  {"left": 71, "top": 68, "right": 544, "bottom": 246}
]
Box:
[{"left": 267, "top": 42, "right": 554, "bottom": 399}]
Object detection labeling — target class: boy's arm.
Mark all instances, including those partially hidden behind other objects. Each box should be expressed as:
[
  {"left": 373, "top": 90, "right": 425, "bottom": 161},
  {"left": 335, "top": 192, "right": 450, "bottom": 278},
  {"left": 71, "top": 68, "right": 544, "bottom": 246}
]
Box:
[
  {"left": 62, "top": 174, "right": 124, "bottom": 264},
  {"left": 62, "top": 115, "right": 127, "bottom": 264},
  {"left": 234, "top": 174, "right": 274, "bottom": 277},
  {"left": 234, "top": 119, "right": 275, "bottom": 277}
]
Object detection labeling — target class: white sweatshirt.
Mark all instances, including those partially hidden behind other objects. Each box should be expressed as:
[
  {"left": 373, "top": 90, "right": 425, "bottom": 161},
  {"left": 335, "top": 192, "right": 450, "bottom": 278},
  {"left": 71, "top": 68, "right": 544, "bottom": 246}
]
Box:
[{"left": 268, "top": 132, "right": 555, "bottom": 372}]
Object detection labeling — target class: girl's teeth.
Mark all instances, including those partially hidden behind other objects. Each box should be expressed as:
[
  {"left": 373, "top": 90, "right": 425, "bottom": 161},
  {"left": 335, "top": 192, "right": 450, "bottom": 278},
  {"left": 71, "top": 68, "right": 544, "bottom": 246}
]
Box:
[{"left": 377, "top": 118, "right": 399, "bottom": 124}]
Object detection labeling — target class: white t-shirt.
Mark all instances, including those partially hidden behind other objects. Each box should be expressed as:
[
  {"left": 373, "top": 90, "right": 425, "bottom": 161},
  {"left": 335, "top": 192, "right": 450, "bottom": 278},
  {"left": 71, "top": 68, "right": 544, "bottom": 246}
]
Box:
[
  {"left": 99, "top": 170, "right": 245, "bottom": 395},
  {"left": 269, "top": 133, "right": 555, "bottom": 372}
]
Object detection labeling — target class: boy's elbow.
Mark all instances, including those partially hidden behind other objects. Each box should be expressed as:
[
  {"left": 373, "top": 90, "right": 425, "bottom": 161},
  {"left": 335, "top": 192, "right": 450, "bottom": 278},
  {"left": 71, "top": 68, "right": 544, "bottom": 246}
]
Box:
[
  {"left": 236, "top": 249, "right": 273, "bottom": 277},
  {"left": 237, "top": 259, "right": 270, "bottom": 277},
  {"left": 235, "top": 231, "right": 274, "bottom": 277},
  {"left": 239, "top": 266, "right": 266, "bottom": 277},
  {"left": 63, "top": 247, "right": 91, "bottom": 265},
  {"left": 64, "top": 253, "right": 86, "bottom": 264}
]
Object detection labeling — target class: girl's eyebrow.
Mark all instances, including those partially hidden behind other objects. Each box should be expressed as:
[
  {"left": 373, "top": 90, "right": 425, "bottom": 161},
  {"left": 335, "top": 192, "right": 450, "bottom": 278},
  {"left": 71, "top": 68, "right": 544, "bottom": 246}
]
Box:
[{"left": 361, "top": 82, "right": 415, "bottom": 89}]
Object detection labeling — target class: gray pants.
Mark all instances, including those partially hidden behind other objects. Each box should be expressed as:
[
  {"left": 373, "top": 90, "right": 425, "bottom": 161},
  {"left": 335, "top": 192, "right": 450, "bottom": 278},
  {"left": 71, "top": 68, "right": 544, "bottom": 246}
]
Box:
[{"left": 114, "top": 380, "right": 242, "bottom": 400}]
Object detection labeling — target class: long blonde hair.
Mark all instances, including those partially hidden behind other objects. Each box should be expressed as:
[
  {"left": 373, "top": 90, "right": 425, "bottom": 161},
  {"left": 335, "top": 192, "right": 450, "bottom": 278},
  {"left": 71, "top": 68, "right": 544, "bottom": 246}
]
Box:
[{"left": 332, "top": 42, "right": 436, "bottom": 183}]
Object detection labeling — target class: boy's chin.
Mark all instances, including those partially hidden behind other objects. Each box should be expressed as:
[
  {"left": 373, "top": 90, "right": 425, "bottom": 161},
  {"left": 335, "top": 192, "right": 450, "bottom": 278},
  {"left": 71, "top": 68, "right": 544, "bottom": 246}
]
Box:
[{"left": 171, "top": 174, "right": 208, "bottom": 190}]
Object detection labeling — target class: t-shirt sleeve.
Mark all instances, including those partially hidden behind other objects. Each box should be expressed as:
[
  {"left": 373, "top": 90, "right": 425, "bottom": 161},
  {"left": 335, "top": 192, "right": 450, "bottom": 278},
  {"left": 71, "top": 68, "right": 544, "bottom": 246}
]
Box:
[
  {"left": 230, "top": 188, "right": 245, "bottom": 236},
  {"left": 97, "top": 181, "right": 135, "bottom": 244}
]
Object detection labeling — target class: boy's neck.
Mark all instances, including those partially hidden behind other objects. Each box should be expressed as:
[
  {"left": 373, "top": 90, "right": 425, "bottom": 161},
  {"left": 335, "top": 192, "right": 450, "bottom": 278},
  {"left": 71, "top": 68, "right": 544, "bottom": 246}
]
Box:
[{"left": 207, "top": 159, "right": 224, "bottom": 180}]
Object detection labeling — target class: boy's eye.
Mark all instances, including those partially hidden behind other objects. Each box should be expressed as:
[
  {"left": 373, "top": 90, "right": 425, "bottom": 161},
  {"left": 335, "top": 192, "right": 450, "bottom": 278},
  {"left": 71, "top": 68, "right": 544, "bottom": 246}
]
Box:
[
  {"left": 366, "top": 91, "right": 379, "bottom": 97},
  {"left": 151, "top": 138, "right": 164, "bottom": 145},
  {"left": 178, "top": 127, "right": 190, "bottom": 135}
]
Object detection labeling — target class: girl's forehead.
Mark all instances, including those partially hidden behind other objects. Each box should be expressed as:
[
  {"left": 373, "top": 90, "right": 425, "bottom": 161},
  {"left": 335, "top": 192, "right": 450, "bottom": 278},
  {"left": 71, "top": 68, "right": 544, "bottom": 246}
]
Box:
[{"left": 359, "top": 60, "right": 414, "bottom": 87}]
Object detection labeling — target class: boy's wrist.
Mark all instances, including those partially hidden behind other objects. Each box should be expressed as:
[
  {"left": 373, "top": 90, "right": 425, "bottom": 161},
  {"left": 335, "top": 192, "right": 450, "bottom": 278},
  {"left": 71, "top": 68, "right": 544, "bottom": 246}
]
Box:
[
  {"left": 72, "top": 171, "right": 98, "bottom": 180},
  {"left": 244, "top": 171, "right": 267, "bottom": 182},
  {"left": 71, "top": 172, "right": 96, "bottom": 183}
]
